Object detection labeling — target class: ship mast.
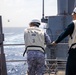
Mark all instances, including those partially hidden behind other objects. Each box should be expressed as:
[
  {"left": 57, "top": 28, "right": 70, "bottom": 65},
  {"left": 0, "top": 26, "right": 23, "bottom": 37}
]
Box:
[{"left": 42, "top": 0, "right": 44, "bottom": 19}]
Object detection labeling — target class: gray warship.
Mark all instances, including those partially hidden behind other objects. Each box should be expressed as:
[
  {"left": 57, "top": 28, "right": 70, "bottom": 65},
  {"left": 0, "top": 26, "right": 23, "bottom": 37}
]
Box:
[{"left": 0, "top": 0, "right": 76, "bottom": 75}]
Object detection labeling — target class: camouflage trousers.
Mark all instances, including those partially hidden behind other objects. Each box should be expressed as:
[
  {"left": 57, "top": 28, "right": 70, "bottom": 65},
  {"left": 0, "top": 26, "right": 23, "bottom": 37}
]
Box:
[{"left": 27, "top": 50, "right": 45, "bottom": 75}]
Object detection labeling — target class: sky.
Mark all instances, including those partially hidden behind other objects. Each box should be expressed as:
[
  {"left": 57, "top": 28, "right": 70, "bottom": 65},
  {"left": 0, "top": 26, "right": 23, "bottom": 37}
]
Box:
[{"left": 0, "top": 0, "right": 57, "bottom": 27}]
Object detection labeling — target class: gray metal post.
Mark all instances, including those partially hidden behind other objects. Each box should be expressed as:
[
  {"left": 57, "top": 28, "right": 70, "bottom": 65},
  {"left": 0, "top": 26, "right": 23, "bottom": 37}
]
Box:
[
  {"left": 42, "top": 0, "right": 44, "bottom": 19},
  {"left": 0, "top": 16, "right": 7, "bottom": 75}
]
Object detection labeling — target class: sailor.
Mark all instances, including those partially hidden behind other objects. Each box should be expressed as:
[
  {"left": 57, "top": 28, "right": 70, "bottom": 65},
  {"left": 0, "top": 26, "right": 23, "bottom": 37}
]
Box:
[
  {"left": 52, "top": 7, "right": 76, "bottom": 75},
  {"left": 24, "top": 19, "right": 51, "bottom": 75}
]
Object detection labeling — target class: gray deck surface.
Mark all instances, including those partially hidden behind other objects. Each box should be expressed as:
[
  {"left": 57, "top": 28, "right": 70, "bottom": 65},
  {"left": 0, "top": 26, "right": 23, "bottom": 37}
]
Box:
[{"left": 44, "top": 70, "right": 65, "bottom": 75}]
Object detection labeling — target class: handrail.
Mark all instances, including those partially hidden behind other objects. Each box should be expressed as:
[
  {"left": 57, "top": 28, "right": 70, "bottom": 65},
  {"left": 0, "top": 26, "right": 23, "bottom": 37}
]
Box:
[
  {"left": 6, "top": 59, "right": 67, "bottom": 62},
  {"left": 3, "top": 43, "right": 68, "bottom": 47},
  {"left": 45, "top": 59, "right": 67, "bottom": 62},
  {"left": 4, "top": 43, "right": 67, "bottom": 63},
  {"left": 4, "top": 44, "right": 25, "bottom": 46},
  {"left": 4, "top": 43, "right": 67, "bottom": 75},
  {"left": 6, "top": 59, "right": 27, "bottom": 62}
]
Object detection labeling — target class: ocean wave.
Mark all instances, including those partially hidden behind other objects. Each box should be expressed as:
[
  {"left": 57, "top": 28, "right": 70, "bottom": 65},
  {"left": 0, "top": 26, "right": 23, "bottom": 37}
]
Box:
[
  {"left": 5, "top": 33, "right": 14, "bottom": 35},
  {"left": 4, "top": 33, "right": 24, "bottom": 44},
  {"left": 7, "top": 63, "right": 28, "bottom": 75}
]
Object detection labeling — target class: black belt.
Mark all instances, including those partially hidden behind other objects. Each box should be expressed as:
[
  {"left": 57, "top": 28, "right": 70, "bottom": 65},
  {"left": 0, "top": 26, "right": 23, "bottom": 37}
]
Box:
[{"left": 23, "top": 45, "right": 45, "bottom": 57}]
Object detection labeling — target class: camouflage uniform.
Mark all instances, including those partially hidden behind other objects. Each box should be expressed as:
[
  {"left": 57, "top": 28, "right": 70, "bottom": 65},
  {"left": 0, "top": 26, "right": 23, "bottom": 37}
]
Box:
[
  {"left": 24, "top": 20, "right": 51, "bottom": 75},
  {"left": 27, "top": 50, "right": 45, "bottom": 75}
]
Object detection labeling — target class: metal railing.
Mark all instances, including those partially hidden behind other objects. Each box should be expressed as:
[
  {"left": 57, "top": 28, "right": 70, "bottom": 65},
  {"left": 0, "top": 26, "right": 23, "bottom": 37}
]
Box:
[
  {"left": 4, "top": 44, "right": 25, "bottom": 62},
  {"left": 4, "top": 43, "right": 67, "bottom": 75}
]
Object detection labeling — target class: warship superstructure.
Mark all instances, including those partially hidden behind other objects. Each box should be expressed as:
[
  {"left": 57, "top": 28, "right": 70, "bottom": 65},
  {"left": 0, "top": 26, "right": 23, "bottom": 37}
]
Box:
[{"left": 41, "top": 0, "right": 75, "bottom": 60}]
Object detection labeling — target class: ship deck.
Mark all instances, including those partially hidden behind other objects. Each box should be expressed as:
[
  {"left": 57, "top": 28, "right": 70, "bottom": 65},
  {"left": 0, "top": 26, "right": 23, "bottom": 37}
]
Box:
[
  {"left": 25, "top": 70, "right": 65, "bottom": 75},
  {"left": 44, "top": 70, "right": 65, "bottom": 75}
]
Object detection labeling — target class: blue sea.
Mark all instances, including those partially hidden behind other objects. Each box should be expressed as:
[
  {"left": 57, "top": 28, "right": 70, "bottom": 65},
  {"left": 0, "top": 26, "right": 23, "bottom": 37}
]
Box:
[{"left": 3, "top": 27, "right": 28, "bottom": 75}]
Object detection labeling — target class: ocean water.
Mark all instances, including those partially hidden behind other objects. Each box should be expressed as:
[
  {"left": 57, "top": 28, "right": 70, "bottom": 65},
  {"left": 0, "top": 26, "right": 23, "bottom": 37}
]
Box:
[{"left": 3, "top": 27, "right": 28, "bottom": 75}]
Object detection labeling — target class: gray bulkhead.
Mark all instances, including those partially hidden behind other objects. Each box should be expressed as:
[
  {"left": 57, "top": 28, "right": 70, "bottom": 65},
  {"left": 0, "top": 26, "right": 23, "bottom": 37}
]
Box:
[{"left": 42, "top": 0, "right": 76, "bottom": 60}]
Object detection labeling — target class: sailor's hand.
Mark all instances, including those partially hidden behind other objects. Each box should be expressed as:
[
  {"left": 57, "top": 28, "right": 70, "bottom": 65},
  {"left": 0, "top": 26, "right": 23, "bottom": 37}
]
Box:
[{"left": 51, "top": 41, "right": 57, "bottom": 46}]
